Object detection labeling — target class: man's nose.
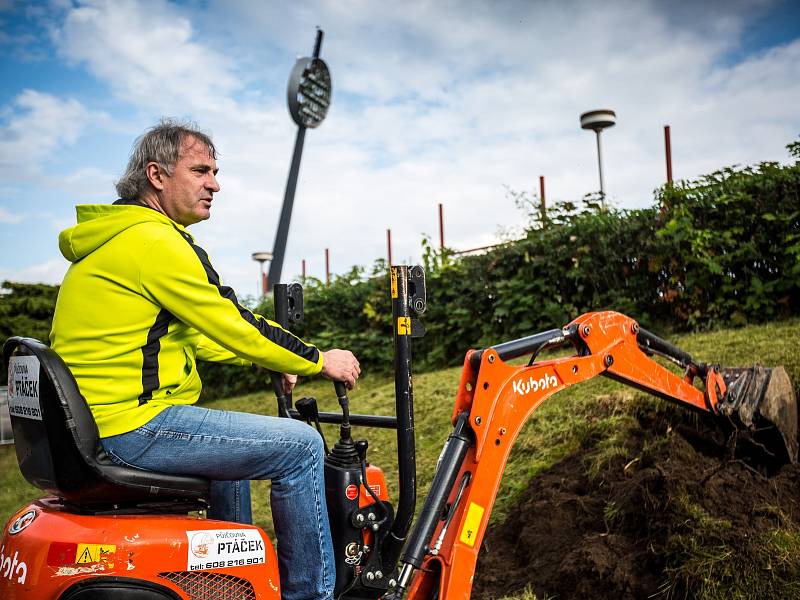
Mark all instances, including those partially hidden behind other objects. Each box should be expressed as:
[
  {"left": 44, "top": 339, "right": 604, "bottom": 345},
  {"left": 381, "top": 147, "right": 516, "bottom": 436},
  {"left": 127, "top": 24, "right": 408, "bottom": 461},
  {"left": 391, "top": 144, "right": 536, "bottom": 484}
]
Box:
[{"left": 207, "top": 173, "right": 220, "bottom": 192}]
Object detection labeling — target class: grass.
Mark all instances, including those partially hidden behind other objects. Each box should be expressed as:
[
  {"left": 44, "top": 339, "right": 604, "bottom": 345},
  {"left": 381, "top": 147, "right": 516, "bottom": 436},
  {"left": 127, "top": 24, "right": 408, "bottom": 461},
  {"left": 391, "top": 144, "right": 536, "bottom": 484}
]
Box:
[
  {"left": 0, "top": 444, "right": 39, "bottom": 521},
  {"left": 660, "top": 527, "right": 800, "bottom": 600},
  {"left": 672, "top": 488, "right": 734, "bottom": 532},
  {"left": 2, "top": 317, "right": 799, "bottom": 600},
  {"left": 496, "top": 587, "right": 550, "bottom": 600}
]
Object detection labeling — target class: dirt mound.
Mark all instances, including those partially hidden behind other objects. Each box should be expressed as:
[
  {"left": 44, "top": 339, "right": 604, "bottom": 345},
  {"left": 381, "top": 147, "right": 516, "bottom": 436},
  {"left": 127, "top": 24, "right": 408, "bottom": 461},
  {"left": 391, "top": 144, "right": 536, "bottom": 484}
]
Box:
[{"left": 473, "top": 404, "right": 800, "bottom": 599}]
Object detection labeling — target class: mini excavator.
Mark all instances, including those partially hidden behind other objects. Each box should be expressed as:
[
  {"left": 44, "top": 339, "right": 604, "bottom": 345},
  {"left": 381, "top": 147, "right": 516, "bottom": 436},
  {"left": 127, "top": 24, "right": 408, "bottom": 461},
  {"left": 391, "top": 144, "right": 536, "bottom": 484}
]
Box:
[{"left": 1, "top": 266, "right": 796, "bottom": 599}]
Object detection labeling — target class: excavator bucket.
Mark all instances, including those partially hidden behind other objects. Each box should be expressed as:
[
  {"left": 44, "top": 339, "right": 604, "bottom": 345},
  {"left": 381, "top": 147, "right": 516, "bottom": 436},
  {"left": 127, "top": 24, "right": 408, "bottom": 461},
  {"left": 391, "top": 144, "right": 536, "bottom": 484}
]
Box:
[{"left": 718, "top": 366, "right": 798, "bottom": 464}]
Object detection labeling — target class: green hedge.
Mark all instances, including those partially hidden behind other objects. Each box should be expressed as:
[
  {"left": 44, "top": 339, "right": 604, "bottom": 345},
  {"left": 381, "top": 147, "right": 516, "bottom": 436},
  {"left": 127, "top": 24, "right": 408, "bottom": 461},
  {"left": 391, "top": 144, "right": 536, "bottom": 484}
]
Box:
[
  {"left": 0, "top": 282, "right": 59, "bottom": 384},
  {"left": 655, "top": 160, "right": 800, "bottom": 327}
]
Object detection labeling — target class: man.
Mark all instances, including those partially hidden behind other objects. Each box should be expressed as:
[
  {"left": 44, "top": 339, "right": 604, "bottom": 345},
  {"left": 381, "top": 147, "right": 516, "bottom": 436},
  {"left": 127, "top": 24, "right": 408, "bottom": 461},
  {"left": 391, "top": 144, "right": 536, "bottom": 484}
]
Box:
[{"left": 50, "top": 119, "right": 359, "bottom": 600}]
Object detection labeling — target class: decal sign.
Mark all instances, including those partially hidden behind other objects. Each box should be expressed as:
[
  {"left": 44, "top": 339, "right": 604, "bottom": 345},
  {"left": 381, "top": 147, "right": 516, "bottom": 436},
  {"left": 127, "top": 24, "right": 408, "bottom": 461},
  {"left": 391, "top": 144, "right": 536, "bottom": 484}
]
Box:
[
  {"left": 46, "top": 541, "right": 116, "bottom": 568},
  {"left": 187, "top": 529, "right": 265, "bottom": 571},
  {"left": 459, "top": 502, "right": 485, "bottom": 548},
  {"left": 8, "top": 510, "right": 36, "bottom": 535},
  {"left": 76, "top": 544, "right": 116, "bottom": 566},
  {"left": 345, "top": 484, "right": 359, "bottom": 500},
  {"left": 1, "top": 544, "right": 28, "bottom": 585},
  {"left": 7, "top": 355, "right": 42, "bottom": 421},
  {"left": 397, "top": 317, "right": 411, "bottom": 335}
]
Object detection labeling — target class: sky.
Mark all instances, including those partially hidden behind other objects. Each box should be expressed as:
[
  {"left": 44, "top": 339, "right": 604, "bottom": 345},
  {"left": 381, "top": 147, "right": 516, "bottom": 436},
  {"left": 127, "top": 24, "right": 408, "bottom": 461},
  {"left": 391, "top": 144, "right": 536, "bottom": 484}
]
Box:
[{"left": 1, "top": 0, "right": 799, "bottom": 301}]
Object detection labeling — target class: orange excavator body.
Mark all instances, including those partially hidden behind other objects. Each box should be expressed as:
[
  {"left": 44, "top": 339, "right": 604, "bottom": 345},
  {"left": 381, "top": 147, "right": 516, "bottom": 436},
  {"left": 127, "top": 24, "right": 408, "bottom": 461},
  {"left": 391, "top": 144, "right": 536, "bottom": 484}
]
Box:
[{"left": 1, "top": 498, "right": 281, "bottom": 599}]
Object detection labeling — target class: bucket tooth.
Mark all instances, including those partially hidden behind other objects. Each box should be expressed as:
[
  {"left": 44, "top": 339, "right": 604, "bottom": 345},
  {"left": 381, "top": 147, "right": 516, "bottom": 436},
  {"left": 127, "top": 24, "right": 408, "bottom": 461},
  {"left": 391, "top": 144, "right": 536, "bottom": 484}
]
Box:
[{"left": 718, "top": 365, "right": 798, "bottom": 464}]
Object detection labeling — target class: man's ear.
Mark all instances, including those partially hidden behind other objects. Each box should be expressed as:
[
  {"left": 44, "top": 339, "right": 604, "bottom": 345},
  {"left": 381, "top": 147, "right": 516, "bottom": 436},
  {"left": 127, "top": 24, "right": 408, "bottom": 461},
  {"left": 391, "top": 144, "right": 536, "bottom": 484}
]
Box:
[{"left": 145, "top": 161, "right": 167, "bottom": 191}]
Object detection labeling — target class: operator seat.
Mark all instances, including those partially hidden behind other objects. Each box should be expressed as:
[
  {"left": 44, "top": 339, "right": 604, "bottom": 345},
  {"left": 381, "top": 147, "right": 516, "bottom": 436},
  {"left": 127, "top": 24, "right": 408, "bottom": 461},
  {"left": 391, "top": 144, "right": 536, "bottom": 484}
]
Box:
[{"left": 3, "top": 337, "right": 210, "bottom": 512}]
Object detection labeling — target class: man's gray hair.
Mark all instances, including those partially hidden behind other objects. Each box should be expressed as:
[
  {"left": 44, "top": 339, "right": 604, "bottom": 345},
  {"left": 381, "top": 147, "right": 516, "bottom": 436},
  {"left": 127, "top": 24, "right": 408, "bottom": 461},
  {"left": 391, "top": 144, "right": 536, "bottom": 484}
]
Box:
[{"left": 115, "top": 119, "right": 217, "bottom": 201}]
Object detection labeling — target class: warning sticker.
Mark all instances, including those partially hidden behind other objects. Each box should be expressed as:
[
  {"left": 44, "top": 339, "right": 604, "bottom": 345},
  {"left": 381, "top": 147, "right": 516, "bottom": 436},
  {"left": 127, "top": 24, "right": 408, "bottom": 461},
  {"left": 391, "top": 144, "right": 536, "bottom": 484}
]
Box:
[
  {"left": 8, "top": 355, "right": 42, "bottom": 421},
  {"left": 459, "top": 502, "right": 485, "bottom": 548},
  {"left": 187, "top": 529, "right": 266, "bottom": 571},
  {"left": 75, "top": 544, "right": 116, "bottom": 566},
  {"left": 397, "top": 317, "right": 411, "bottom": 335},
  {"left": 390, "top": 268, "right": 398, "bottom": 298}
]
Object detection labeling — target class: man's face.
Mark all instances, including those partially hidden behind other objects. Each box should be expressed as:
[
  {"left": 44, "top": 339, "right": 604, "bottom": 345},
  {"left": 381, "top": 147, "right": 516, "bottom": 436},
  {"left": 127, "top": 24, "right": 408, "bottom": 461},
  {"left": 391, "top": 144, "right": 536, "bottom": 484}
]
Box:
[{"left": 159, "top": 135, "right": 220, "bottom": 227}]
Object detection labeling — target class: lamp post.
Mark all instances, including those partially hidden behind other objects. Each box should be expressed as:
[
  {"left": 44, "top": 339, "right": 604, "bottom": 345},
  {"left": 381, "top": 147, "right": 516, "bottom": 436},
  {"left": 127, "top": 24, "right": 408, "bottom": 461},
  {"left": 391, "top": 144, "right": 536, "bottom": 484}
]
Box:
[
  {"left": 252, "top": 251, "right": 273, "bottom": 299},
  {"left": 580, "top": 109, "right": 616, "bottom": 208}
]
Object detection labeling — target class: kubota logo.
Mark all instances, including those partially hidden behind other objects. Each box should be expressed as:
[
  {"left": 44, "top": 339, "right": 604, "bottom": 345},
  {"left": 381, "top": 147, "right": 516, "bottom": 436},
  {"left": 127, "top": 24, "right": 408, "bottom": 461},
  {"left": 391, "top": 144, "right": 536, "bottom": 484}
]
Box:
[
  {"left": 1, "top": 545, "right": 27, "bottom": 585},
  {"left": 8, "top": 510, "right": 35, "bottom": 535},
  {"left": 512, "top": 373, "right": 559, "bottom": 396}
]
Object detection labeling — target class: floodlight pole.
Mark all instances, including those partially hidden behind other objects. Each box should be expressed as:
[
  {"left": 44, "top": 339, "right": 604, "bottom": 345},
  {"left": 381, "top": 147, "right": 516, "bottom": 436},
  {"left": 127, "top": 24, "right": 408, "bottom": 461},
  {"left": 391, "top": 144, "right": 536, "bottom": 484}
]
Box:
[
  {"left": 269, "top": 126, "right": 307, "bottom": 289},
  {"left": 268, "top": 28, "right": 328, "bottom": 291}
]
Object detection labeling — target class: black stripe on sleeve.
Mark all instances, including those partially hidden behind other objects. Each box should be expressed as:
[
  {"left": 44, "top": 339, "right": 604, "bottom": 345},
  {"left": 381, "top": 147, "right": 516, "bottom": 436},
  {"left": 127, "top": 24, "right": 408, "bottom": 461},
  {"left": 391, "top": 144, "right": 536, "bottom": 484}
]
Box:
[
  {"left": 138, "top": 308, "right": 174, "bottom": 405},
  {"left": 176, "top": 229, "right": 319, "bottom": 365}
]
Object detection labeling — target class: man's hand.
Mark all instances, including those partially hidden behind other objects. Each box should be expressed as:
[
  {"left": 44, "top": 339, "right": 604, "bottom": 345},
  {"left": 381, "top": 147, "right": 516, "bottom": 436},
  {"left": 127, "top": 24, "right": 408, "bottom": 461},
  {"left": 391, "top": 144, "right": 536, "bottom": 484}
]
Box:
[
  {"left": 321, "top": 349, "right": 361, "bottom": 389},
  {"left": 281, "top": 373, "right": 298, "bottom": 395}
]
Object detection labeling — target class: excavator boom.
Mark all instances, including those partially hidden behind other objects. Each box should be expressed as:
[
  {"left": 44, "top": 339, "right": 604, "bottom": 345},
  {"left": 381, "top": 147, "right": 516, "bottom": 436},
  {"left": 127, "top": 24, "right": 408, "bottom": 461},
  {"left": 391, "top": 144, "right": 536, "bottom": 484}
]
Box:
[{"left": 392, "top": 311, "right": 797, "bottom": 599}]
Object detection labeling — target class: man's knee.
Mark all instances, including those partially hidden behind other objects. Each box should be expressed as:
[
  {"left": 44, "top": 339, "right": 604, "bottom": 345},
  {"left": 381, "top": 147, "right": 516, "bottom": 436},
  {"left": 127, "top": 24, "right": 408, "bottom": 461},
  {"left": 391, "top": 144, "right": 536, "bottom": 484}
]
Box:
[{"left": 284, "top": 418, "right": 325, "bottom": 462}]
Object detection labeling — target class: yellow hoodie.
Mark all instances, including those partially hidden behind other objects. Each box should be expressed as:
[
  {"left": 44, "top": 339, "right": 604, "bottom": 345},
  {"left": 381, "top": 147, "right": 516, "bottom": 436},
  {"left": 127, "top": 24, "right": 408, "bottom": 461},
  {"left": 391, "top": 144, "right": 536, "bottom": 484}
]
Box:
[{"left": 51, "top": 203, "right": 322, "bottom": 438}]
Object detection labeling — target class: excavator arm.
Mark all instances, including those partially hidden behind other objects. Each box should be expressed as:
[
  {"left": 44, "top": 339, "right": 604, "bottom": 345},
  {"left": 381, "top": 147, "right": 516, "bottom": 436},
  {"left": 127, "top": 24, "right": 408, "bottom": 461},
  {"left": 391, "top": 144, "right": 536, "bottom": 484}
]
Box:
[{"left": 392, "top": 311, "right": 797, "bottom": 600}]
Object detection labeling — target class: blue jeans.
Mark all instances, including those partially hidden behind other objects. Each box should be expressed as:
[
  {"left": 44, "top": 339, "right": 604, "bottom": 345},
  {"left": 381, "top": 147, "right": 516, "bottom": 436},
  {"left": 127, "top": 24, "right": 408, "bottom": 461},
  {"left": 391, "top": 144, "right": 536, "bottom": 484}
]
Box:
[{"left": 101, "top": 404, "right": 334, "bottom": 600}]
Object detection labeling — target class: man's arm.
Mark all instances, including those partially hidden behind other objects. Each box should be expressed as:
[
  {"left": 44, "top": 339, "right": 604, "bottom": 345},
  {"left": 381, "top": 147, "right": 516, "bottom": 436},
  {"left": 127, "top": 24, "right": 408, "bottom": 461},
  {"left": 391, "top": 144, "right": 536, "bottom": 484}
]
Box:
[
  {"left": 140, "top": 230, "right": 322, "bottom": 375},
  {"left": 196, "top": 300, "right": 360, "bottom": 388},
  {"left": 195, "top": 324, "right": 361, "bottom": 389}
]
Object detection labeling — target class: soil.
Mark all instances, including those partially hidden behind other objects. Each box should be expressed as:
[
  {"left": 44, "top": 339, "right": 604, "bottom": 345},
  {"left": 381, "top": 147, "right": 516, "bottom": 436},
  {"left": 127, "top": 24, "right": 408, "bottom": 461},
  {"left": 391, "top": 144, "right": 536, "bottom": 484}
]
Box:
[{"left": 472, "top": 404, "right": 800, "bottom": 599}]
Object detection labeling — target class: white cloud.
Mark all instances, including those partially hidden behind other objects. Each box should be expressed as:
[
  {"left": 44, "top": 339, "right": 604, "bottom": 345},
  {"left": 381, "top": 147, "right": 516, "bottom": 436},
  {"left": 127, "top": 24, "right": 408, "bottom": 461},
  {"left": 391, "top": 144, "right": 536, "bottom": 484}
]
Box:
[
  {"left": 55, "top": 0, "right": 241, "bottom": 115},
  {"left": 0, "top": 90, "right": 96, "bottom": 177}
]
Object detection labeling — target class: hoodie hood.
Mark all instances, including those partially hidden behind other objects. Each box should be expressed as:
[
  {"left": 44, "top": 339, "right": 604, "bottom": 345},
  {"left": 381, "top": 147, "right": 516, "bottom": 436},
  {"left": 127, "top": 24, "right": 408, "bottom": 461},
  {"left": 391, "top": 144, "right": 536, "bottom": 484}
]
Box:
[{"left": 59, "top": 204, "right": 189, "bottom": 262}]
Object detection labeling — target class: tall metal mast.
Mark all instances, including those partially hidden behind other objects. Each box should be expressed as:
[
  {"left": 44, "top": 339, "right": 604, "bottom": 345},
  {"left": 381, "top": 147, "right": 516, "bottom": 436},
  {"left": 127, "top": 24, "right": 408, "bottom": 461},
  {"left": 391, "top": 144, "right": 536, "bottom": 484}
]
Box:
[{"left": 268, "top": 28, "right": 332, "bottom": 289}]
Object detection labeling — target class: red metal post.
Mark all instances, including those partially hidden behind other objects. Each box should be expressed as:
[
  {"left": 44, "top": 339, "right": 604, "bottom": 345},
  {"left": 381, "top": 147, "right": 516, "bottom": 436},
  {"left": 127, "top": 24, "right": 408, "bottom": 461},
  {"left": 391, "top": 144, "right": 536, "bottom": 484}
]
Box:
[
  {"left": 325, "top": 248, "right": 330, "bottom": 285},
  {"left": 438, "top": 203, "right": 444, "bottom": 250},
  {"left": 261, "top": 272, "right": 268, "bottom": 297},
  {"left": 301, "top": 259, "right": 306, "bottom": 279},
  {"left": 664, "top": 125, "right": 673, "bottom": 184},
  {"left": 387, "top": 228, "right": 393, "bottom": 267},
  {"left": 539, "top": 175, "right": 547, "bottom": 226}
]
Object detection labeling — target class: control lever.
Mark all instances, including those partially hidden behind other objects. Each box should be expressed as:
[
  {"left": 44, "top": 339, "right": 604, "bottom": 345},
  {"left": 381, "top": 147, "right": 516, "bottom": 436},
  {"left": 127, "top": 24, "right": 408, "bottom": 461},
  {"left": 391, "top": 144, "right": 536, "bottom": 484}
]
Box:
[
  {"left": 354, "top": 439, "right": 369, "bottom": 460},
  {"left": 326, "top": 380, "right": 360, "bottom": 468},
  {"left": 295, "top": 396, "right": 329, "bottom": 454},
  {"left": 271, "top": 283, "right": 304, "bottom": 418},
  {"left": 334, "top": 380, "right": 352, "bottom": 442},
  {"left": 355, "top": 439, "right": 389, "bottom": 524},
  {"left": 270, "top": 372, "right": 291, "bottom": 418}
]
